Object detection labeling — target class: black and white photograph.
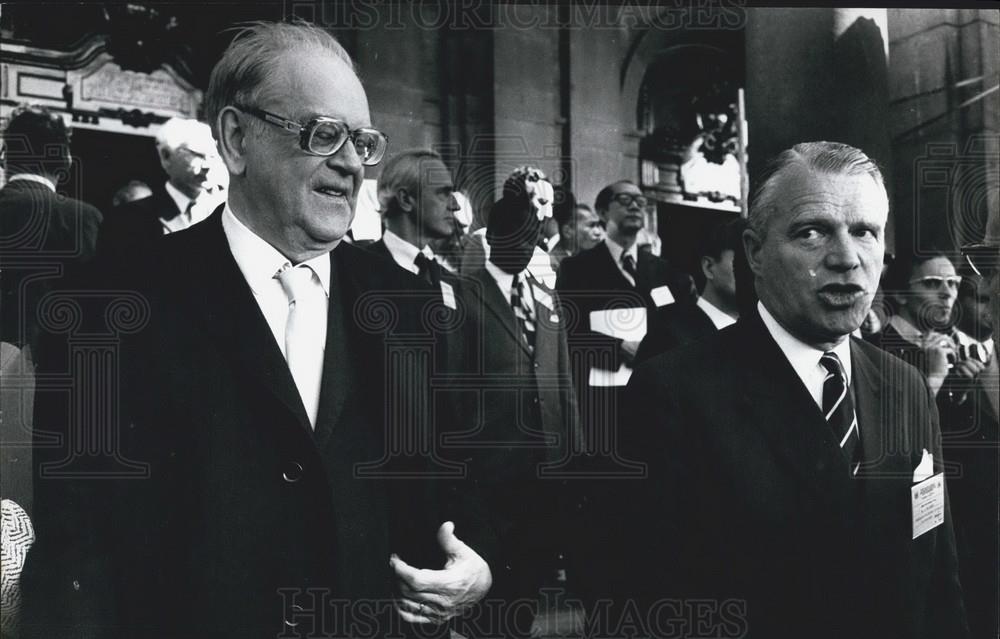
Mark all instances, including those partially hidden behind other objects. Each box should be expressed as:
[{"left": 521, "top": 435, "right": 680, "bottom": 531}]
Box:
[{"left": 1, "top": 2, "right": 997, "bottom": 638}]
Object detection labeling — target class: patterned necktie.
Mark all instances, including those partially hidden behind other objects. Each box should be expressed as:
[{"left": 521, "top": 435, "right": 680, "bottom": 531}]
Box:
[
  {"left": 820, "top": 352, "right": 861, "bottom": 476},
  {"left": 621, "top": 253, "right": 638, "bottom": 283},
  {"left": 414, "top": 253, "right": 441, "bottom": 288},
  {"left": 510, "top": 273, "right": 536, "bottom": 354},
  {"left": 276, "top": 264, "right": 325, "bottom": 428}
]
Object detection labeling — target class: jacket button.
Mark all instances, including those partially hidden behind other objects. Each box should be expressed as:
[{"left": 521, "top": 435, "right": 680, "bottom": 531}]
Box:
[
  {"left": 282, "top": 462, "right": 304, "bottom": 483},
  {"left": 284, "top": 604, "right": 305, "bottom": 627}
]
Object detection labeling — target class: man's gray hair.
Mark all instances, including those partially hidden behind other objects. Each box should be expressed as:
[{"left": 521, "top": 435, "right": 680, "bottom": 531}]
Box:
[
  {"left": 748, "top": 141, "right": 885, "bottom": 237},
  {"left": 155, "top": 117, "right": 214, "bottom": 152},
  {"left": 377, "top": 149, "right": 444, "bottom": 216},
  {"left": 203, "top": 20, "right": 356, "bottom": 139}
]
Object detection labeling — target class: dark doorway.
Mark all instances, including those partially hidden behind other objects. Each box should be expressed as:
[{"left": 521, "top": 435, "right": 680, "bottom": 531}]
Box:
[{"left": 66, "top": 129, "right": 163, "bottom": 213}]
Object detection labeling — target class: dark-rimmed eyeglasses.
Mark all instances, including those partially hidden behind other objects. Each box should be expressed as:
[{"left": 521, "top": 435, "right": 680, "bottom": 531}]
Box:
[
  {"left": 909, "top": 275, "right": 961, "bottom": 291},
  {"left": 611, "top": 193, "right": 649, "bottom": 208},
  {"left": 234, "top": 105, "right": 388, "bottom": 166}
]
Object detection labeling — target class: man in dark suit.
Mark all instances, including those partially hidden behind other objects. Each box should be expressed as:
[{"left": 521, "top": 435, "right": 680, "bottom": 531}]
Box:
[
  {"left": 935, "top": 262, "right": 997, "bottom": 639},
  {"left": 450, "top": 193, "right": 580, "bottom": 638},
  {"left": 556, "top": 179, "right": 695, "bottom": 385},
  {"left": 554, "top": 180, "right": 695, "bottom": 605},
  {"left": 366, "top": 148, "right": 460, "bottom": 289},
  {"left": 619, "top": 142, "right": 968, "bottom": 638},
  {"left": 0, "top": 106, "right": 103, "bottom": 354},
  {"left": 97, "top": 117, "right": 225, "bottom": 260},
  {"left": 636, "top": 216, "right": 742, "bottom": 362},
  {"left": 22, "top": 21, "right": 491, "bottom": 638}
]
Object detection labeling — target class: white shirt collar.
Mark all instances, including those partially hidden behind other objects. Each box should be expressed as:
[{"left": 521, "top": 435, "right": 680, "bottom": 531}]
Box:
[
  {"left": 381, "top": 229, "right": 434, "bottom": 275},
  {"left": 758, "top": 301, "right": 852, "bottom": 409},
  {"left": 484, "top": 259, "right": 534, "bottom": 305},
  {"left": 221, "top": 202, "right": 330, "bottom": 297},
  {"left": 164, "top": 181, "right": 192, "bottom": 217},
  {"left": 887, "top": 314, "right": 925, "bottom": 346},
  {"left": 604, "top": 236, "right": 637, "bottom": 265},
  {"left": 7, "top": 173, "right": 56, "bottom": 192},
  {"left": 696, "top": 296, "right": 737, "bottom": 330}
]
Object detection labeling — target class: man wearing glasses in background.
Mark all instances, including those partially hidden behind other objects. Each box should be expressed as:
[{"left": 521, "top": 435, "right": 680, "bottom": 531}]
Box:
[
  {"left": 554, "top": 179, "right": 694, "bottom": 605},
  {"left": 868, "top": 249, "right": 986, "bottom": 399},
  {"left": 98, "top": 117, "right": 226, "bottom": 262},
  {"left": 23, "top": 21, "right": 492, "bottom": 638}
]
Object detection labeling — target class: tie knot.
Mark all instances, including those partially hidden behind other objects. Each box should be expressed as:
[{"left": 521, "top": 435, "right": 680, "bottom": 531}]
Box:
[
  {"left": 276, "top": 265, "right": 316, "bottom": 305},
  {"left": 414, "top": 252, "right": 432, "bottom": 268},
  {"left": 820, "top": 351, "right": 845, "bottom": 377}
]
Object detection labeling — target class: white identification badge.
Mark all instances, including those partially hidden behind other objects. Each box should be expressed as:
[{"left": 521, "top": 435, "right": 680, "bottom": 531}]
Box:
[
  {"left": 440, "top": 281, "right": 457, "bottom": 310},
  {"left": 911, "top": 473, "right": 945, "bottom": 540},
  {"left": 650, "top": 285, "right": 675, "bottom": 307}
]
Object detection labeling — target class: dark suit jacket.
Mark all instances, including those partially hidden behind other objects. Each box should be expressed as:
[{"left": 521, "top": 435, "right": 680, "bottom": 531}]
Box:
[
  {"left": 447, "top": 268, "right": 580, "bottom": 593},
  {"left": 634, "top": 300, "right": 718, "bottom": 364},
  {"left": 96, "top": 185, "right": 177, "bottom": 262},
  {"left": 868, "top": 324, "right": 998, "bottom": 638},
  {"left": 617, "top": 312, "right": 968, "bottom": 639},
  {"left": 0, "top": 179, "right": 102, "bottom": 350},
  {"left": 22, "top": 211, "right": 491, "bottom": 638},
  {"left": 555, "top": 241, "right": 695, "bottom": 376}
]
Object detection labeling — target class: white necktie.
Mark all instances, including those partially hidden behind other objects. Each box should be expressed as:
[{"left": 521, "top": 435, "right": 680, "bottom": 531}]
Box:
[{"left": 276, "top": 265, "right": 326, "bottom": 428}]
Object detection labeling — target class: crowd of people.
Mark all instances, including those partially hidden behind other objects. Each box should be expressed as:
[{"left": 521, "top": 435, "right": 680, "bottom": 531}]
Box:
[{"left": 1, "top": 18, "right": 997, "bottom": 639}]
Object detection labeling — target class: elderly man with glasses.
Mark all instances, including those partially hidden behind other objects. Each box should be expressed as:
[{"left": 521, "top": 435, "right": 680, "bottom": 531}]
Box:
[{"left": 22, "top": 21, "right": 492, "bottom": 638}]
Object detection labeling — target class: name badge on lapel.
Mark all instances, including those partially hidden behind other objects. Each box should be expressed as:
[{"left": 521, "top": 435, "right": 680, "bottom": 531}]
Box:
[
  {"left": 650, "top": 285, "right": 675, "bottom": 307},
  {"left": 911, "top": 450, "right": 944, "bottom": 540},
  {"left": 440, "top": 281, "right": 457, "bottom": 310}
]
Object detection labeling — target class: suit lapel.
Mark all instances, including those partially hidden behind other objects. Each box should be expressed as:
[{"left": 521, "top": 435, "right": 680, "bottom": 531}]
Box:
[
  {"left": 734, "top": 315, "right": 858, "bottom": 511},
  {"left": 312, "top": 244, "right": 383, "bottom": 449},
  {"left": 474, "top": 268, "right": 532, "bottom": 357},
  {"left": 179, "top": 212, "right": 313, "bottom": 434},
  {"left": 597, "top": 242, "right": 636, "bottom": 291}
]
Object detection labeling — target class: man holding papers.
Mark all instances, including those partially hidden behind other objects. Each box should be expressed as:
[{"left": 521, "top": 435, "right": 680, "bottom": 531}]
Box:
[{"left": 554, "top": 179, "right": 694, "bottom": 606}]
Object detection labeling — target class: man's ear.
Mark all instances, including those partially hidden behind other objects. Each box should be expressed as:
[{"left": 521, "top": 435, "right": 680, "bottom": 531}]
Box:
[
  {"left": 743, "top": 228, "right": 764, "bottom": 278},
  {"left": 157, "top": 146, "right": 171, "bottom": 171},
  {"left": 217, "top": 107, "right": 248, "bottom": 177},
  {"left": 396, "top": 188, "right": 414, "bottom": 213},
  {"left": 701, "top": 255, "right": 715, "bottom": 283}
]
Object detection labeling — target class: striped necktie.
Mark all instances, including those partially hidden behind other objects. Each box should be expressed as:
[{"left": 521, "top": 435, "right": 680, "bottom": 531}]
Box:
[
  {"left": 820, "top": 351, "right": 861, "bottom": 476},
  {"left": 510, "top": 273, "right": 535, "bottom": 354},
  {"left": 621, "top": 253, "right": 638, "bottom": 283}
]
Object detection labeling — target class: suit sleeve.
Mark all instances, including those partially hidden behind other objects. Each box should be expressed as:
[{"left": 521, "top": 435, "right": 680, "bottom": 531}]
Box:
[
  {"left": 20, "top": 277, "right": 120, "bottom": 638},
  {"left": 921, "top": 377, "right": 971, "bottom": 639}
]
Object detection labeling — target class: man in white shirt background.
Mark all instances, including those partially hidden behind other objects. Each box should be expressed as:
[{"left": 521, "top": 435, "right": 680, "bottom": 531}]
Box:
[
  {"left": 97, "top": 117, "right": 226, "bottom": 260},
  {"left": 366, "top": 148, "right": 459, "bottom": 290},
  {"left": 635, "top": 216, "right": 742, "bottom": 362}
]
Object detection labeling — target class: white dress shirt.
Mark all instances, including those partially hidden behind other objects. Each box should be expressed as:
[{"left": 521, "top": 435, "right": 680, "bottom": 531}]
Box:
[
  {"left": 380, "top": 229, "right": 435, "bottom": 275},
  {"left": 758, "top": 302, "right": 853, "bottom": 410},
  {"left": 222, "top": 203, "right": 330, "bottom": 424},
  {"left": 604, "top": 237, "right": 639, "bottom": 287},
  {"left": 484, "top": 259, "right": 535, "bottom": 312},
  {"left": 696, "top": 296, "right": 738, "bottom": 330},
  {"left": 162, "top": 181, "right": 215, "bottom": 234}
]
